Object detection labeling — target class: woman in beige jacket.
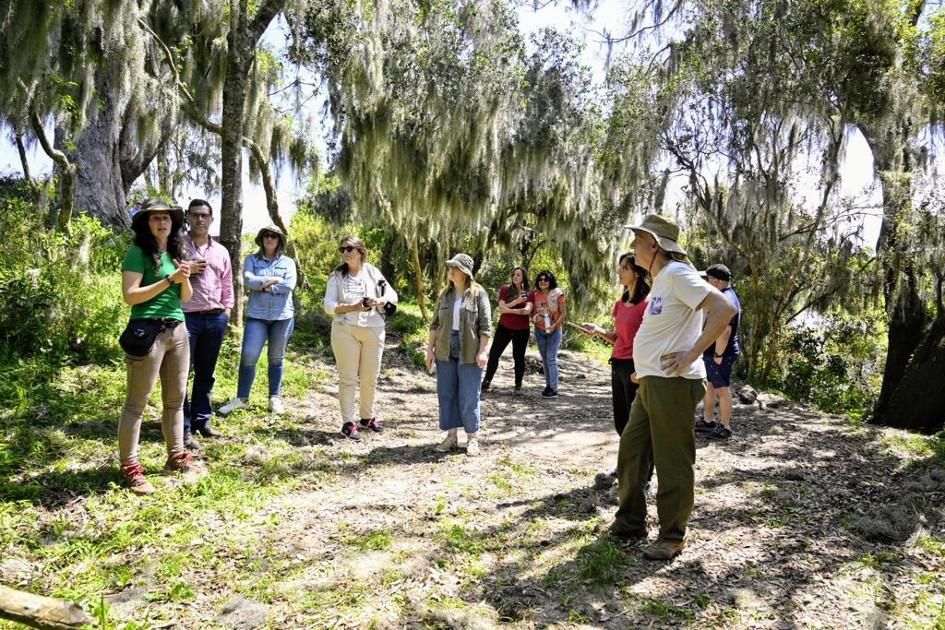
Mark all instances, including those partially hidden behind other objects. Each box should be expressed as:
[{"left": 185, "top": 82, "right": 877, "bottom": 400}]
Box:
[{"left": 324, "top": 235, "right": 398, "bottom": 441}]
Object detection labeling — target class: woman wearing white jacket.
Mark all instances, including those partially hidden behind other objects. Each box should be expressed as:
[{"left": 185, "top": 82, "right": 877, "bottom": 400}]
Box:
[{"left": 323, "top": 235, "right": 398, "bottom": 441}]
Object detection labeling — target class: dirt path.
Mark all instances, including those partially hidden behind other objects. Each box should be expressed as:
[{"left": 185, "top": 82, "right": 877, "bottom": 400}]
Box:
[{"left": 189, "top": 346, "right": 944, "bottom": 628}]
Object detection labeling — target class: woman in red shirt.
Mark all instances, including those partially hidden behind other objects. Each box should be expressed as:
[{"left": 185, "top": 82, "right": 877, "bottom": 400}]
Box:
[
  {"left": 580, "top": 254, "right": 649, "bottom": 435},
  {"left": 482, "top": 267, "right": 533, "bottom": 392}
]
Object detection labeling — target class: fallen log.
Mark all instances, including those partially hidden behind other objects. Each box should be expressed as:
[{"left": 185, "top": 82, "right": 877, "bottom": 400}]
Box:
[{"left": 0, "top": 584, "right": 93, "bottom": 629}]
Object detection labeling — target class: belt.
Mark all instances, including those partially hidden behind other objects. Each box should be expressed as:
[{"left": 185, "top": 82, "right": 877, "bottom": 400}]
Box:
[{"left": 194, "top": 308, "right": 225, "bottom": 315}]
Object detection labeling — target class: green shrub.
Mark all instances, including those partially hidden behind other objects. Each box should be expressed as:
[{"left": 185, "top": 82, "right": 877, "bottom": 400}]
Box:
[
  {"left": 771, "top": 314, "right": 885, "bottom": 420},
  {"left": 0, "top": 191, "right": 128, "bottom": 363}
]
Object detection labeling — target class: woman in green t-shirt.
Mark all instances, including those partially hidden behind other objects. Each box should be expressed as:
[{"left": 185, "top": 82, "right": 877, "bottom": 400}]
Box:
[{"left": 118, "top": 198, "right": 204, "bottom": 494}]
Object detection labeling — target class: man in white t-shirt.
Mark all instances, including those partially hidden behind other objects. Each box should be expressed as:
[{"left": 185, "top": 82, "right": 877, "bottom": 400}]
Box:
[{"left": 610, "top": 215, "right": 737, "bottom": 561}]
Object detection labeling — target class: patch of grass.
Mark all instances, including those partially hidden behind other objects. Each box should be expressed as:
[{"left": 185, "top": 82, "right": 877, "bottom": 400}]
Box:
[
  {"left": 438, "top": 518, "right": 485, "bottom": 555},
  {"left": 577, "top": 537, "right": 634, "bottom": 586},
  {"left": 641, "top": 598, "right": 695, "bottom": 620},
  {"left": 566, "top": 608, "right": 592, "bottom": 624},
  {"left": 353, "top": 529, "right": 394, "bottom": 552},
  {"left": 917, "top": 535, "right": 945, "bottom": 558},
  {"left": 883, "top": 431, "right": 945, "bottom": 465},
  {"left": 899, "top": 590, "right": 945, "bottom": 629},
  {"left": 857, "top": 551, "right": 895, "bottom": 570}
]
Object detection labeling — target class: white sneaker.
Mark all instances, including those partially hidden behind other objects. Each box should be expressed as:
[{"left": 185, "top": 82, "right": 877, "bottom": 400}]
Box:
[
  {"left": 435, "top": 433, "right": 458, "bottom": 452},
  {"left": 466, "top": 439, "right": 481, "bottom": 457},
  {"left": 218, "top": 398, "right": 248, "bottom": 416},
  {"left": 268, "top": 396, "right": 285, "bottom": 414}
]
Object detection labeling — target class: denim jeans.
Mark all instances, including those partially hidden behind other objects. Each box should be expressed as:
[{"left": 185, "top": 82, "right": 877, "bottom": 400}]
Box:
[
  {"left": 183, "top": 311, "right": 229, "bottom": 432},
  {"left": 237, "top": 317, "right": 294, "bottom": 399},
  {"left": 436, "top": 331, "right": 482, "bottom": 434},
  {"left": 534, "top": 327, "right": 562, "bottom": 390}
]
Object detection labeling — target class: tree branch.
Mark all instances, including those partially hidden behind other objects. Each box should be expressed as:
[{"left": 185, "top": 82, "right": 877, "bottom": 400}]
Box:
[
  {"left": 248, "top": 0, "right": 288, "bottom": 44},
  {"left": 137, "top": 17, "right": 223, "bottom": 135}
]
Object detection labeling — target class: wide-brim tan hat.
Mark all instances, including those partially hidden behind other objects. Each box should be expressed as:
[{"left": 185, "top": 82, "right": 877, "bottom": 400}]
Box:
[
  {"left": 626, "top": 214, "right": 688, "bottom": 256},
  {"left": 445, "top": 253, "right": 475, "bottom": 280},
  {"left": 132, "top": 197, "right": 184, "bottom": 225}
]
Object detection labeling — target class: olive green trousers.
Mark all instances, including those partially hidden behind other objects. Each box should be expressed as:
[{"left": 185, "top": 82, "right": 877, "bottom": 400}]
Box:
[{"left": 613, "top": 376, "right": 706, "bottom": 541}]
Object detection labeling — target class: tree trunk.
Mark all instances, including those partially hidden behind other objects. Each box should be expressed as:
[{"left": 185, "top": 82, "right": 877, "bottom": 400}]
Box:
[
  {"left": 873, "top": 312, "right": 945, "bottom": 432},
  {"left": 219, "top": 42, "right": 250, "bottom": 324},
  {"left": 0, "top": 585, "right": 93, "bottom": 629},
  {"left": 410, "top": 233, "right": 429, "bottom": 322},
  {"left": 71, "top": 114, "right": 129, "bottom": 228},
  {"left": 861, "top": 122, "right": 941, "bottom": 430},
  {"left": 15, "top": 134, "right": 32, "bottom": 183},
  {"left": 217, "top": 0, "right": 287, "bottom": 323}
]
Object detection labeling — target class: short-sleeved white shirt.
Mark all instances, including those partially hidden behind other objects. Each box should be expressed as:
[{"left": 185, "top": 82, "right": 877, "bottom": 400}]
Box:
[{"left": 633, "top": 261, "right": 712, "bottom": 380}]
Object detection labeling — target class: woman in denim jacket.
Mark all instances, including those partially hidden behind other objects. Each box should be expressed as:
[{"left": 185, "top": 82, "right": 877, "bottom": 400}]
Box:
[
  {"left": 425, "top": 253, "right": 493, "bottom": 456},
  {"left": 219, "top": 225, "right": 297, "bottom": 416}
]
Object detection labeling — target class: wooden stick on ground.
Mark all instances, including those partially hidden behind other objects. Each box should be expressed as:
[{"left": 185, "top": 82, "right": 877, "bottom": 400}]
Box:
[{"left": 0, "top": 585, "right": 93, "bottom": 630}]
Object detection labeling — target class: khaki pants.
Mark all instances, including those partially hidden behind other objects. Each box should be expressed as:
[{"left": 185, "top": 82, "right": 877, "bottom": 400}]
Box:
[
  {"left": 614, "top": 376, "right": 706, "bottom": 541},
  {"left": 330, "top": 322, "right": 385, "bottom": 423},
  {"left": 118, "top": 323, "right": 189, "bottom": 464}
]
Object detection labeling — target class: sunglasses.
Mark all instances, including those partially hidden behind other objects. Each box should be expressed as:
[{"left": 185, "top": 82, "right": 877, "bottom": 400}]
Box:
[
  {"left": 339, "top": 246, "right": 358, "bottom": 253},
  {"left": 263, "top": 233, "right": 280, "bottom": 239}
]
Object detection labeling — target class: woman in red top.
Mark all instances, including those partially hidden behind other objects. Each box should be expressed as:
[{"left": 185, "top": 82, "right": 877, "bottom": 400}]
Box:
[
  {"left": 482, "top": 267, "right": 533, "bottom": 393},
  {"left": 580, "top": 254, "right": 649, "bottom": 435}
]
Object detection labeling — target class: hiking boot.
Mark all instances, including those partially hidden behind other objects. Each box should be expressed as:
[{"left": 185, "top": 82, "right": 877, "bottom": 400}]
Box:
[
  {"left": 435, "top": 433, "right": 458, "bottom": 452},
  {"left": 541, "top": 387, "right": 558, "bottom": 398},
  {"left": 120, "top": 461, "right": 155, "bottom": 495},
  {"left": 706, "top": 425, "right": 732, "bottom": 440},
  {"left": 341, "top": 422, "right": 361, "bottom": 441},
  {"left": 164, "top": 451, "right": 207, "bottom": 476},
  {"left": 694, "top": 419, "right": 717, "bottom": 432},
  {"left": 268, "top": 396, "right": 285, "bottom": 414},
  {"left": 183, "top": 431, "right": 202, "bottom": 453},
  {"left": 643, "top": 538, "right": 686, "bottom": 560},
  {"left": 481, "top": 379, "right": 492, "bottom": 393},
  {"left": 466, "top": 439, "right": 481, "bottom": 456},
  {"left": 218, "top": 398, "right": 249, "bottom": 416},
  {"left": 514, "top": 383, "right": 523, "bottom": 393},
  {"left": 194, "top": 424, "right": 217, "bottom": 438},
  {"left": 359, "top": 417, "right": 383, "bottom": 433},
  {"left": 608, "top": 525, "right": 647, "bottom": 544}
]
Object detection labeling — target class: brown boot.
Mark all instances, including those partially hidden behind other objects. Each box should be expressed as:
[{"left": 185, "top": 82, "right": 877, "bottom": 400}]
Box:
[
  {"left": 120, "top": 461, "right": 155, "bottom": 495},
  {"left": 183, "top": 431, "right": 202, "bottom": 453},
  {"left": 642, "top": 538, "right": 686, "bottom": 560},
  {"left": 164, "top": 451, "right": 207, "bottom": 476}
]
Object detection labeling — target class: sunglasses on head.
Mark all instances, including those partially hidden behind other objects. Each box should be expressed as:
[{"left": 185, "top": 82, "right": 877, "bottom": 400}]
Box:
[{"left": 339, "top": 246, "right": 357, "bottom": 253}]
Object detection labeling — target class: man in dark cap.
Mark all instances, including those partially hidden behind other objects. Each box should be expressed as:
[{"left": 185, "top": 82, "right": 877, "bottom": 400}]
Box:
[{"left": 696, "top": 264, "right": 741, "bottom": 440}]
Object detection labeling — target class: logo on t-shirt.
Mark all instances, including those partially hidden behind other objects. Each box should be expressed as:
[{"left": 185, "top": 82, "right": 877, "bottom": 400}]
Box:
[{"left": 649, "top": 297, "right": 663, "bottom": 315}]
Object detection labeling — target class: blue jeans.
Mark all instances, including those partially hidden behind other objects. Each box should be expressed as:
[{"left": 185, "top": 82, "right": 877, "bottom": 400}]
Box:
[
  {"left": 237, "top": 317, "right": 294, "bottom": 399},
  {"left": 436, "top": 331, "right": 482, "bottom": 434},
  {"left": 535, "top": 327, "right": 562, "bottom": 390},
  {"left": 183, "top": 311, "right": 229, "bottom": 432}
]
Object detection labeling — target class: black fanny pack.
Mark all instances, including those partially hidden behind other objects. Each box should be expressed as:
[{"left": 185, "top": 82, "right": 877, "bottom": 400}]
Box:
[{"left": 119, "top": 318, "right": 181, "bottom": 356}]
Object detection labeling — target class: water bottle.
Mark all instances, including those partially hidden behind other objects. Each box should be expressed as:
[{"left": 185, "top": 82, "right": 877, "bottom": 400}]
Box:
[{"left": 543, "top": 313, "right": 551, "bottom": 329}]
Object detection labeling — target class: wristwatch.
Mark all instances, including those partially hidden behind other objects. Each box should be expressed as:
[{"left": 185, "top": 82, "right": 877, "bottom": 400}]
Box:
[
  {"left": 714, "top": 352, "right": 723, "bottom": 358},
  {"left": 164, "top": 274, "right": 173, "bottom": 286}
]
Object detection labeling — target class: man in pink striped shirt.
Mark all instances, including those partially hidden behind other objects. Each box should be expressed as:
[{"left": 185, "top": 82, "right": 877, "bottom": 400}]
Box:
[{"left": 181, "top": 199, "right": 234, "bottom": 449}]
